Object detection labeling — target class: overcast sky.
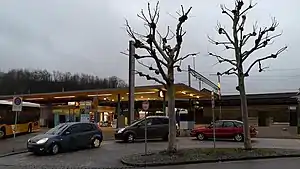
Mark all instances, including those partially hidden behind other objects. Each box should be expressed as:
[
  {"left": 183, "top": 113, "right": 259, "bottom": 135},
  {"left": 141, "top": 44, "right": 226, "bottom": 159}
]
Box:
[{"left": 0, "top": 0, "right": 299, "bottom": 95}]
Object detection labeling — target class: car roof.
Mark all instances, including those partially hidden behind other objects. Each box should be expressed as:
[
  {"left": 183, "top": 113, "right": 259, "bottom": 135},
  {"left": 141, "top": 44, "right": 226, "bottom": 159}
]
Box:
[
  {"left": 217, "top": 120, "right": 243, "bottom": 123},
  {"left": 146, "top": 116, "right": 169, "bottom": 119},
  {"left": 61, "top": 122, "right": 96, "bottom": 127}
]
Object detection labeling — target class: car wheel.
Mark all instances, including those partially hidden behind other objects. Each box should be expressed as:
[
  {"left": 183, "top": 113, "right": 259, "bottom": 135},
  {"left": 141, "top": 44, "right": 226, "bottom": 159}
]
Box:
[
  {"left": 0, "top": 127, "right": 5, "bottom": 139},
  {"left": 196, "top": 133, "right": 205, "bottom": 141},
  {"left": 126, "top": 133, "right": 135, "bottom": 143},
  {"left": 234, "top": 134, "right": 244, "bottom": 142},
  {"left": 50, "top": 143, "right": 60, "bottom": 155},
  {"left": 92, "top": 138, "right": 101, "bottom": 148}
]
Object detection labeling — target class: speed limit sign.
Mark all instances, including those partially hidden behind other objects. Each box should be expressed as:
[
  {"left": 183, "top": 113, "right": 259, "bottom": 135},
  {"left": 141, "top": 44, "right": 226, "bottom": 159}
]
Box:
[{"left": 12, "top": 97, "right": 23, "bottom": 112}]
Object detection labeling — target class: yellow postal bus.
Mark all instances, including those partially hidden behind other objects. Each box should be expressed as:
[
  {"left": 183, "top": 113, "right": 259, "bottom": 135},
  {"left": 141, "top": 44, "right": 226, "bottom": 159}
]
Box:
[{"left": 0, "top": 100, "right": 40, "bottom": 138}]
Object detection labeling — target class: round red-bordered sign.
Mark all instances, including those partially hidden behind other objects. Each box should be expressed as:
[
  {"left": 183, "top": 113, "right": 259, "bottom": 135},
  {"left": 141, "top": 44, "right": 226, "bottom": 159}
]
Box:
[{"left": 14, "top": 97, "right": 22, "bottom": 105}]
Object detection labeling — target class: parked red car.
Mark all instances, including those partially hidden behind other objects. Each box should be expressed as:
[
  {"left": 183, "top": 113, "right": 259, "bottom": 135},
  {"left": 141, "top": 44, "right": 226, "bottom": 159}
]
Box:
[{"left": 190, "top": 120, "right": 258, "bottom": 142}]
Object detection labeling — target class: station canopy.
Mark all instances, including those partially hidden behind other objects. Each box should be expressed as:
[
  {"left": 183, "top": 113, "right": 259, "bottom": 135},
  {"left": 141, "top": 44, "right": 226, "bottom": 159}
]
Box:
[{"left": 0, "top": 83, "right": 212, "bottom": 104}]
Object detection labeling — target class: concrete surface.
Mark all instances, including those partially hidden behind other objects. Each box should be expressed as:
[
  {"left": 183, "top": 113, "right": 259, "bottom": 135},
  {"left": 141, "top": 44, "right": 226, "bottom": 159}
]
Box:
[
  {"left": 148, "top": 157, "right": 300, "bottom": 169},
  {"left": 0, "top": 138, "right": 300, "bottom": 168}
]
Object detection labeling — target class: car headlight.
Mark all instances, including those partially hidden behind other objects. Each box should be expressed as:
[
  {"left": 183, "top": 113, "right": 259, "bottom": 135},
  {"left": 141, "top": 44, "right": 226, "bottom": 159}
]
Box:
[
  {"left": 36, "top": 138, "right": 49, "bottom": 144},
  {"left": 27, "top": 139, "right": 31, "bottom": 143},
  {"left": 117, "top": 128, "right": 125, "bottom": 134}
]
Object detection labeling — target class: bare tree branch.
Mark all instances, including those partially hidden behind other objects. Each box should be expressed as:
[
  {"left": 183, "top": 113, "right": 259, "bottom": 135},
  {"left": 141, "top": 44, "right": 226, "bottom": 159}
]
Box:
[
  {"left": 220, "top": 4, "right": 234, "bottom": 20},
  {"left": 173, "top": 6, "right": 193, "bottom": 61},
  {"left": 175, "top": 52, "right": 200, "bottom": 62},
  {"left": 244, "top": 46, "right": 287, "bottom": 76},
  {"left": 240, "top": 0, "right": 257, "bottom": 16},
  {"left": 208, "top": 52, "right": 237, "bottom": 66},
  {"left": 136, "top": 71, "right": 165, "bottom": 86},
  {"left": 218, "top": 67, "right": 238, "bottom": 76},
  {"left": 133, "top": 54, "right": 168, "bottom": 67},
  {"left": 242, "top": 17, "right": 282, "bottom": 61}
]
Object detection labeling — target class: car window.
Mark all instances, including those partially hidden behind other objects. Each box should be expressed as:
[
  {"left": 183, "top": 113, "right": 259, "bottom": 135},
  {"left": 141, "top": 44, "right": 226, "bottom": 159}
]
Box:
[
  {"left": 139, "top": 118, "right": 152, "bottom": 126},
  {"left": 160, "top": 118, "right": 169, "bottom": 125},
  {"left": 46, "top": 123, "right": 68, "bottom": 135},
  {"left": 234, "top": 122, "right": 243, "bottom": 128},
  {"left": 223, "top": 121, "right": 234, "bottom": 128},
  {"left": 67, "top": 124, "right": 82, "bottom": 134},
  {"left": 151, "top": 118, "right": 164, "bottom": 125},
  {"left": 214, "top": 121, "right": 223, "bottom": 128},
  {"left": 80, "top": 123, "right": 94, "bottom": 132}
]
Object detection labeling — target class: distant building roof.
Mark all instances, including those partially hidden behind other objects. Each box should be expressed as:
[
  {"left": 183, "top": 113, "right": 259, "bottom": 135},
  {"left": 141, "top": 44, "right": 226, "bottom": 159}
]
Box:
[{"left": 221, "top": 92, "right": 297, "bottom": 100}]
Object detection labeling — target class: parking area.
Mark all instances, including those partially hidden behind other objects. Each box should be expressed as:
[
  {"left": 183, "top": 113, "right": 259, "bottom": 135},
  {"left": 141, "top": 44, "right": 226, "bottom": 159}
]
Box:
[
  {"left": 1, "top": 138, "right": 300, "bottom": 168},
  {"left": 0, "top": 129, "right": 47, "bottom": 155}
]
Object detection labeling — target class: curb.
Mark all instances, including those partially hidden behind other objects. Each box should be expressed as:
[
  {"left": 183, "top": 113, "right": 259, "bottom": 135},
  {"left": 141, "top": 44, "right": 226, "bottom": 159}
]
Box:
[
  {"left": 121, "top": 154, "right": 300, "bottom": 167},
  {"left": 0, "top": 150, "right": 28, "bottom": 158}
]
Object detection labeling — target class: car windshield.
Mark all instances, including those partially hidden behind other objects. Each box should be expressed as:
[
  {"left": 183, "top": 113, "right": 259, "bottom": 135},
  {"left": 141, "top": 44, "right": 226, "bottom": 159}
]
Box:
[
  {"left": 130, "top": 118, "right": 146, "bottom": 127},
  {"left": 45, "top": 123, "right": 69, "bottom": 135}
]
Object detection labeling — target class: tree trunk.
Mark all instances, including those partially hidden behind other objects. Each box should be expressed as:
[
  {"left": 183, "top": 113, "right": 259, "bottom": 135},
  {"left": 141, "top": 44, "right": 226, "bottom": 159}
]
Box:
[
  {"left": 238, "top": 74, "right": 252, "bottom": 150},
  {"left": 167, "top": 79, "right": 176, "bottom": 153}
]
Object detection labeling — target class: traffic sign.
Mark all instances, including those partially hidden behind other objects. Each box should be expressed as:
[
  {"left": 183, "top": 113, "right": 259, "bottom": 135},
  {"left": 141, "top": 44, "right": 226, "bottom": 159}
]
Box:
[
  {"left": 12, "top": 97, "right": 23, "bottom": 112},
  {"left": 142, "top": 101, "right": 149, "bottom": 111}
]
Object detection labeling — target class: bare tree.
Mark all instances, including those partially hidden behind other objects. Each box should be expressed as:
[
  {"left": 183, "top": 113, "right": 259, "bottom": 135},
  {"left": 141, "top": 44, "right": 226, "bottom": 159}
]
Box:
[
  {"left": 125, "top": 2, "right": 197, "bottom": 153},
  {"left": 208, "top": 0, "right": 287, "bottom": 150}
]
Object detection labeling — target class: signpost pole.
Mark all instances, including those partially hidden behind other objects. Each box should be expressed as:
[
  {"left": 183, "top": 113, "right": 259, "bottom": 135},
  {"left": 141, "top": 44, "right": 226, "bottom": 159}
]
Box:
[
  {"left": 211, "top": 92, "right": 216, "bottom": 149},
  {"left": 12, "top": 96, "right": 22, "bottom": 152},
  {"left": 142, "top": 100, "right": 149, "bottom": 156},
  {"left": 12, "top": 111, "right": 18, "bottom": 152},
  {"left": 144, "top": 111, "right": 147, "bottom": 155}
]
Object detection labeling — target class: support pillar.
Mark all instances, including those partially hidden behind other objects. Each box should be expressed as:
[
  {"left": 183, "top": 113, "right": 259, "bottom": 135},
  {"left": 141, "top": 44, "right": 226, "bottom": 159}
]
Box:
[
  {"left": 128, "top": 40, "right": 135, "bottom": 125},
  {"left": 297, "top": 99, "right": 300, "bottom": 134}
]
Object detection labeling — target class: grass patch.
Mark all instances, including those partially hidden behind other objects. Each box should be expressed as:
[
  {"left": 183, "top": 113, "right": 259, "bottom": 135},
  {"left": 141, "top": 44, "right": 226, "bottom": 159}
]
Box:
[{"left": 121, "top": 148, "right": 300, "bottom": 166}]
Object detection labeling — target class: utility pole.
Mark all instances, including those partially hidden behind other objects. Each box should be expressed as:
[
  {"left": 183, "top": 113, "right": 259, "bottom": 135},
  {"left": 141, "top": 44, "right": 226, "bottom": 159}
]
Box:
[
  {"left": 192, "top": 56, "right": 201, "bottom": 90},
  {"left": 209, "top": 73, "right": 222, "bottom": 119},
  {"left": 128, "top": 40, "right": 135, "bottom": 125},
  {"left": 188, "top": 65, "right": 191, "bottom": 87}
]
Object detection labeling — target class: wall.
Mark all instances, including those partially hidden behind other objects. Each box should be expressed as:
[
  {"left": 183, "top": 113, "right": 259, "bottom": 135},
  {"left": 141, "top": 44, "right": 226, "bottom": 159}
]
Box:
[{"left": 200, "top": 104, "right": 292, "bottom": 126}]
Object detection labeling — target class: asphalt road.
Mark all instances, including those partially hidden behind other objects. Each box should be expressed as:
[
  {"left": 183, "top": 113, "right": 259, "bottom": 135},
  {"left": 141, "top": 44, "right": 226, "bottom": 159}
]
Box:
[
  {"left": 0, "top": 127, "right": 115, "bottom": 155},
  {"left": 0, "top": 138, "right": 300, "bottom": 168}
]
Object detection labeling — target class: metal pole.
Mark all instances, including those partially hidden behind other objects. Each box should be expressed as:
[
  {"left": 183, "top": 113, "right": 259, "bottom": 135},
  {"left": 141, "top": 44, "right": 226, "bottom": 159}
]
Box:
[
  {"left": 199, "top": 81, "right": 201, "bottom": 91},
  {"left": 218, "top": 75, "right": 222, "bottom": 120},
  {"left": 211, "top": 91, "right": 216, "bottom": 149},
  {"left": 12, "top": 111, "right": 18, "bottom": 152},
  {"left": 144, "top": 113, "right": 148, "bottom": 155},
  {"left": 297, "top": 98, "right": 300, "bottom": 134},
  {"left": 188, "top": 65, "right": 191, "bottom": 87},
  {"left": 192, "top": 57, "right": 196, "bottom": 70},
  {"left": 129, "top": 40, "right": 135, "bottom": 125}
]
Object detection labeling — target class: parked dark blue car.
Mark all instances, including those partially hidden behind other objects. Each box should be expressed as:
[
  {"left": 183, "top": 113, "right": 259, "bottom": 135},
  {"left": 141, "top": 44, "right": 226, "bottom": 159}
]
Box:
[{"left": 27, "top": 122, "right": 103, "bottom": 155}]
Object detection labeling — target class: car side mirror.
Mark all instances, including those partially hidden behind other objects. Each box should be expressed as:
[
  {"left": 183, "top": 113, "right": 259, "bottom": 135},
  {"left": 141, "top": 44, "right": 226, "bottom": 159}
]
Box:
[{"left": 65, "top": 131, "right": 71, "bottom": 135}]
